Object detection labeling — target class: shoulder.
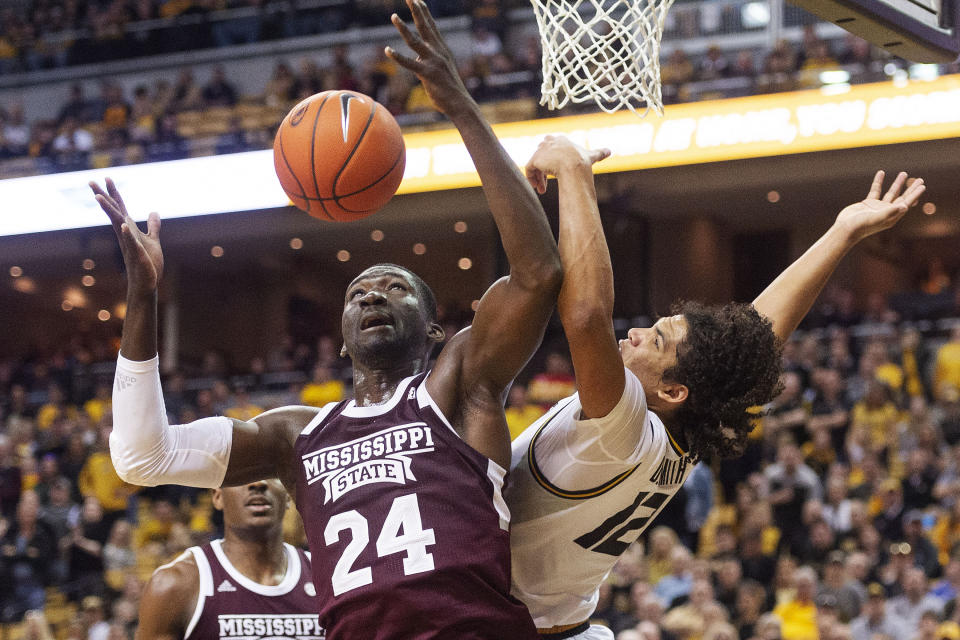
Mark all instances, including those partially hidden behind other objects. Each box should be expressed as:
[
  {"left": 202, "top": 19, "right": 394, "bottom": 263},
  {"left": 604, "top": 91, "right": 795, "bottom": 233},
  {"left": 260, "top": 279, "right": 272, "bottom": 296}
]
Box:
[
  {"left": 251, "top": 405, "right": 323, "bottom": 439},
  {"left": 143, "top": 549, "right": 200, "bottom": 608}
]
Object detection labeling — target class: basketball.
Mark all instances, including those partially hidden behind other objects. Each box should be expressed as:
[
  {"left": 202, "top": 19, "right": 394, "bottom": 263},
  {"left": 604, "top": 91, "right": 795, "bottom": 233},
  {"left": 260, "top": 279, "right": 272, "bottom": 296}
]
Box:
[{"left": 273, "top": 90, "right": 406, "bottom": 221}]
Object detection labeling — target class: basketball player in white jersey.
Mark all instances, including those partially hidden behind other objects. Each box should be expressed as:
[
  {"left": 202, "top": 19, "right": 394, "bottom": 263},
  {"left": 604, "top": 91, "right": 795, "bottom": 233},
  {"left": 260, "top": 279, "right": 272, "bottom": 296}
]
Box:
[
  {"left": 137, "top": 479, "right": 323, "bottom": 640},
  {"left": 507, "top": 135, "right": 926, "bottom": 639}
]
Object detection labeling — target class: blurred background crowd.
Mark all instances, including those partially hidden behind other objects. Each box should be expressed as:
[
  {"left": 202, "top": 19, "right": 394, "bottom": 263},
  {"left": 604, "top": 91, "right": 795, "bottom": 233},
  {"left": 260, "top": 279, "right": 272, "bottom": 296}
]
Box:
[
  {"left": 1, "top": 0, "right": 959, "bottom": 177},
  {"left": 3, "top": 285, "right": 960, "bottom": 640}
]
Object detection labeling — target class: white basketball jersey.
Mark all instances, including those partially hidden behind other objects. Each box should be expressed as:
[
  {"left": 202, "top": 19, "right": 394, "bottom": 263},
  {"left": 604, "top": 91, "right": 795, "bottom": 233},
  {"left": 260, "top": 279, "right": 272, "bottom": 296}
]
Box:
[{"left": 505, "top": 369, "right": 693, "bottom": 628}]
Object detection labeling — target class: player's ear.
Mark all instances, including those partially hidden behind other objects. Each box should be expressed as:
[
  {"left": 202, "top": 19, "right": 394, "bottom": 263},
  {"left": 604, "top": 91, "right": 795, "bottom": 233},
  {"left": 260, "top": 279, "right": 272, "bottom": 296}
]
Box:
[
  {"left": 427, "top": 323, "right": 445, "bottom": 344},
  {"left": 657, "top": 382, "right": 688, "bottom": 407},
  {"left": 340, "top": 344, "right": 348, "bottom": 358},
  {"left": 211, "top": 488, "right": 224, "bottom": 511}
]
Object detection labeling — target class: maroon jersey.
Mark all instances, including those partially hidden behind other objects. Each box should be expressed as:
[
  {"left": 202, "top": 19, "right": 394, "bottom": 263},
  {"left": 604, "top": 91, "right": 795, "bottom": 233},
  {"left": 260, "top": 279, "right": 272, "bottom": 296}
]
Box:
[
  {"left": 183, "top": 540, "right": 324, "bottom": 640},
  {"left": 294, "top": 372, "right": 538, "bottom": 640}
]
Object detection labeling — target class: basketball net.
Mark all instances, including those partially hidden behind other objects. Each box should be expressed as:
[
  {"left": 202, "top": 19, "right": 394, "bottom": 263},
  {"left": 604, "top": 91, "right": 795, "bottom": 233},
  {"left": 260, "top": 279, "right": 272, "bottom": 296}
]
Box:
[{"left": 531, "top": 0, "right": 674, "bottom": 115}]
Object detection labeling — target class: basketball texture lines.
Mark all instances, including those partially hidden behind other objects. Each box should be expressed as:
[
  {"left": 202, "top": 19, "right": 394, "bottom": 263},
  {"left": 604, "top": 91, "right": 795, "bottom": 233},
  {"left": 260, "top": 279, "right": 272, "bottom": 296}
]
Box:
[{"left": 273, "top": 90, "right": 407, "bottom": 221}]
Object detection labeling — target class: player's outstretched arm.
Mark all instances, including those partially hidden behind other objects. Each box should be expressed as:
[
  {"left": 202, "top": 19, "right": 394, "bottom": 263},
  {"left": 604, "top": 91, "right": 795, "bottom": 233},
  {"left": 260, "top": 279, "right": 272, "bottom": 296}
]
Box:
[
  {"left": 752, "top": 171, "right": 925, "bottom": 342},
  {"left": 525, "top": 136, "right": 619, "bottom": 420},
  {"left": 91, "top": 180, "right": 311, "bottom": 490},
  {"left": 388, "top": 0, "right": 562, "bottom": 464},
  {"left": 136, "top": 554, "right": 198, "bottom": 640}
]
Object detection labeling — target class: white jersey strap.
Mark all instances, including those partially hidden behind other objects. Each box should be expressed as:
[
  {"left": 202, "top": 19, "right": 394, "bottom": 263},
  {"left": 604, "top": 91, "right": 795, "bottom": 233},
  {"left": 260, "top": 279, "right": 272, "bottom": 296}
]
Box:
[{"left": 184, "top": 546, "right": 213, "bottom": 639}]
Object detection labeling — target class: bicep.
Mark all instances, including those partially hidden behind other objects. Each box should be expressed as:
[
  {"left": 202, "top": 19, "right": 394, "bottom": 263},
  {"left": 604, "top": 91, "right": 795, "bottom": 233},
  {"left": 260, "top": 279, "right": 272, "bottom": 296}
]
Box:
[
  {"left": 136, "top": 565, "right": 195, "bottom": 640},
  {"left": 464, "top": 275, "right": 558, "bottom": 392},
  {"left": 564, "top": 316, "right": 625, "bottom": 419},
  {"left": 222, "top": 407, "right": 317, "bottom": 488}
]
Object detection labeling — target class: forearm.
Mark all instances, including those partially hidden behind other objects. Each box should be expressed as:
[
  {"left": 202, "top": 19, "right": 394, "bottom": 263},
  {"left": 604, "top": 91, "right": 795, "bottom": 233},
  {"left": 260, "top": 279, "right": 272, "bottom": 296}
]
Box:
[
  {"left": 556, "top": 163, "right": 614, "bottom": 324},
  {"left": 120, "top": 292, "right": 159, "bottom": 362},
  {"left": 452, "top": 107, "right": 559, "bottom": 287},
  {"left": 753, "top": 223, "right": 857, "bottom": 341},
  {"left": 111, "top": 354, "right": 232, "bottom": 488}
]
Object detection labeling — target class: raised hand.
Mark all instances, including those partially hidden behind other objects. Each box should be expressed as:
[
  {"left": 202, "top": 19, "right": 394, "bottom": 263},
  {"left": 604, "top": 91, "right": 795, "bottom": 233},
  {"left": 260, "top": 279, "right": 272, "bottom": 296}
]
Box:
[
  {"left": 385, "top": 0, "right": 474, "bottom": 118},
  {"left": 525, "top": 135, "right": 611, "bottom": 194},
  {"left": 835, "top": 170, "right": 925, "bottom": 243},
  {"left": 89, "top": 177, "right": 164, "bottom": 298}
]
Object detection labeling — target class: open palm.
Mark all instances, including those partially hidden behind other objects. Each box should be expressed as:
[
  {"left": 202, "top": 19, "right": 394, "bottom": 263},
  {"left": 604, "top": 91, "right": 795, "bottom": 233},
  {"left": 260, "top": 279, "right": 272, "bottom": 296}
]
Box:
[
  {"left": 89, "top": 177, "right": 164, "bottom": 296},
  {"left": 836, "top": 170, "right": 925, "bottom": 242}
]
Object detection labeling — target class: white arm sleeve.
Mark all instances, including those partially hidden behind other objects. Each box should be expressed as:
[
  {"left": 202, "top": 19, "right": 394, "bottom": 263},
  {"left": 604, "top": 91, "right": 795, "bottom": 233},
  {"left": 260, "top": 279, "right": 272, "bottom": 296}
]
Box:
[
  {"left": 533, "top": 368, "right": 669, "bottom": 490},
  {"left": 111, "top": 353, "right": 232, "bottom": 488}
]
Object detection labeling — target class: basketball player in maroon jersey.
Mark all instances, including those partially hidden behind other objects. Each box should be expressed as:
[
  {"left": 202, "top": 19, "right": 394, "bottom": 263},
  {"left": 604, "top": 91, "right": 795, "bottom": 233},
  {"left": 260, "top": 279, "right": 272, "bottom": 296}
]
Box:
[
  {"left": 91, "top": 1, "right": 558, "bottom": 638},
  {"left": 136, "top": 479, "right": 323, "bottom": 640}
]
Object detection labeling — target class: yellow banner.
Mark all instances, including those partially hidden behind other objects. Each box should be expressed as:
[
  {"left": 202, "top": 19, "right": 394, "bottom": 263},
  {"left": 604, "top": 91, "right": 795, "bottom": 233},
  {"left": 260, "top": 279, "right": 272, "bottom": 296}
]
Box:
[{"left": 396, "top": 75, "right": 960, "bottom": 194}]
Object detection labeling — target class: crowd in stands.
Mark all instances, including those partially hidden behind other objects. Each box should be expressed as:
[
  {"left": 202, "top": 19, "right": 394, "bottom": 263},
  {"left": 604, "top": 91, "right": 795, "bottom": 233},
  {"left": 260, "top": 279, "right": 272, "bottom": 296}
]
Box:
[
  {"left": 4, "top": 284, "right": 960, "bottom": 640},
  {"left": 3, "top": 0, "right": 960, "bottom": 178}
]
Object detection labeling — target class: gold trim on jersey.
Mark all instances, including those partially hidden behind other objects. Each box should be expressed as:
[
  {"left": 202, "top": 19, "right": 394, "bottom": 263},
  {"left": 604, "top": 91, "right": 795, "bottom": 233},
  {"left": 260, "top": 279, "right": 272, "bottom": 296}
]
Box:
[
  {"left": 664, "top": 427, "right": 687, "bottom": 457},
  {"left": 527, "top": 399, "right": 640, "bottom": 500}
]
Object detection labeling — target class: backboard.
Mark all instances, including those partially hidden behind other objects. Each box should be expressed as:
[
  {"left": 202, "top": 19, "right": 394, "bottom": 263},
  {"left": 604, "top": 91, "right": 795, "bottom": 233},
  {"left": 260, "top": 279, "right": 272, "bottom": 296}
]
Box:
[{"left": 789, "top": 0, "right": 960, "bottom": 61}]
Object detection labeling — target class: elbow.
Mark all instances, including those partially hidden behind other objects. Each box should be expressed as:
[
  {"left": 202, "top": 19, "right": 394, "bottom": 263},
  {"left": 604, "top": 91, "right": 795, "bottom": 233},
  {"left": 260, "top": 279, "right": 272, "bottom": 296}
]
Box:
[
  {"left": 110, "top": 443, "right": 160, "bottom": 488},
  {"left": 562, "top": 304, "right": 614, "bottom": 336},
  {"left": 521, "top": 257, "right": 563, "bottom": 297}
]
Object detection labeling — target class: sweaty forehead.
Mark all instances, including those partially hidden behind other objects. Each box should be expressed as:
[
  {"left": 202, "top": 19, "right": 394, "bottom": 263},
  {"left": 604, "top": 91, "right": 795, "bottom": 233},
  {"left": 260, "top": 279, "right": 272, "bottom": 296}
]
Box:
[{"left": 347, "top": 266, "right": 415, "bottom": 290}]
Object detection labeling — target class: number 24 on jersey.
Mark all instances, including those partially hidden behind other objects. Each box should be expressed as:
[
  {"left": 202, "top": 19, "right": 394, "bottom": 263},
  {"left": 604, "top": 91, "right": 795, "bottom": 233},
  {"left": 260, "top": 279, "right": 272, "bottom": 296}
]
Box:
[{"left": 324, "top": 493, "right": 436, "bottom": 596}]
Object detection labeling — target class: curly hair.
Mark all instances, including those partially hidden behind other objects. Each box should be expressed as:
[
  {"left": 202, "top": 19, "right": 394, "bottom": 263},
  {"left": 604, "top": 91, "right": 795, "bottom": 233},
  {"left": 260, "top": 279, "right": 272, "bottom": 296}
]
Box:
[{"left": 663, "top": 301, "right": 783, "bottom": 463}]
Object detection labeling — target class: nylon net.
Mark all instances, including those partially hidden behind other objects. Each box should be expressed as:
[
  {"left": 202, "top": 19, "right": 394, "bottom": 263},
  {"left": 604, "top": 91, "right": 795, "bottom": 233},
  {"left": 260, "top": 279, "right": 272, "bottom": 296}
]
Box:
[{"left": 531, "top": 0, "right": 675, "bottom": 115}]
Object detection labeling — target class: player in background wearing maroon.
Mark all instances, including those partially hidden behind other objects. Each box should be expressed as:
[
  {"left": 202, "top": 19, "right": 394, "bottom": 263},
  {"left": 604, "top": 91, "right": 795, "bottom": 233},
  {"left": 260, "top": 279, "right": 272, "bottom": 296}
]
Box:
[
  {"left": 136, "top": 479, "right": 322, "bottom": 640},
  {"left": 91, "top": 0, "right": 557, "bottom": 638},
  {"left": 506, "top": 135, "right": 926, "bottom": 639}
]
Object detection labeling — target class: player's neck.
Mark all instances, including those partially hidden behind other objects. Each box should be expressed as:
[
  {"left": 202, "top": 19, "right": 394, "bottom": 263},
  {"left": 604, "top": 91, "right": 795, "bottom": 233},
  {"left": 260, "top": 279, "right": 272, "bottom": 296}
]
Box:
[
  {"left": 352, "top": 358, "right": 426, "bottom": 406},
  {"left": 221, "top": 529, "right": 287, "bottom": 586}
]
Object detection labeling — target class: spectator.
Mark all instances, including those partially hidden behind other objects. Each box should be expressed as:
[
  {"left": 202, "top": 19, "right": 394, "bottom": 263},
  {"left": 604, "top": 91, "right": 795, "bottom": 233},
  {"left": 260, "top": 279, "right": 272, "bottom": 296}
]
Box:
[
  {"left": 765, "top": 437, "right": 823, "bottom": 553},
  {"left": 874, "top": 479, "right": 907, "bottom": 543},
  {"left": 172, "top": 69, "right": 204, "bottom": 112},
  {"left": 2, "top": 103, "right": 30, "bottom": 156},
  {"left": 934, "top": 327, "right": 960, "bottom": 401},
  {"left": 504, "top": 384, "right": 545, "bottom": 440},
  {"left": 700, "top": 45, "right": 730, "bottom": 80},
  {"left": 662, "top": 578, "right": 716, "bottom": 639},
  {"left": 655, "top": 545, "right": 693, "bottom": 607},
  {"left": 58, "top": 83, "right": 92, "bottom": 124},
  {"left": 819, "top": 551, "right": 863, "bottom": 622},
  {"left": 850, "top": 583, "right": 911, "bottom": 640},
  {"left": 77, "top": 427, "right": 137, "bottom": 527},
  {"left": 888, "top": 567, "right": 943, "bottom": 627},
  {"left": 147, "top": 112, "right": 188, "bottom": 161},
  {"left": 773, "top": 565, "right": 819, "bottom": 640},
  {"left": 300, "top": 364, "right": 345, "bottom": 407},
  {"left": 901, "top": 509, "right": 941, "bottom": 578},
  {"left": 527, "top": 352, "right": 575, "bottom": 407},
  {"left": 36, "top": 383, "right": 78, "bottom": 430},
  {"left": 0, "top": 434, "right": 21, "bottom": 517},
  {"left": 0, "top": 490, "right": 56, "bottom": 618},
  {"left": 203, "top": 64, "right": 238, "bottom": 107},
  {"left": 102, "top": 519, "right": 136, "bottom": 591},
  {"left": 931, "top": 555, "right": 960, "bottom": 602},
  {"left": 63, "top": 496, "right": 110, "bottom": 602}
]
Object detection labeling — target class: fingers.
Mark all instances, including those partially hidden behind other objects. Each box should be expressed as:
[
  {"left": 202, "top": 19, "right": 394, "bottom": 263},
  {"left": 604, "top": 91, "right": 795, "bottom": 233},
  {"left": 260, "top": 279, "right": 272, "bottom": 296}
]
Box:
[
  {"left": 146, "top": 211, "right": 161, "bottom": 240},
  {"left": 882, "top": 171, "right": 908, "bottom": 202},
  {"left": 390, "top": 13, "right": 430, "bottom": 60},
  {"left": 589, "top": 148, "right": 612, "bottom": 165},
  {"left": 526, "top": 167, "right": 547, "bottom": 195},
  {"left": 899, "top": 178, "right": 925, "bottom": 208},
  {"left": 92, "top": 190, "right": 125, "bottom": 229},
  {"left": 866, "top": 170, "right": 884, "bottom": 200},
  {"left": 105, "top": 177, "right": 128, "bottom": 215},
  {"left": 407, "top": 0, "right": 442, "bottom": 46},
  {"left": 384, "top": 44, "right": 421, "bottom": 73}
]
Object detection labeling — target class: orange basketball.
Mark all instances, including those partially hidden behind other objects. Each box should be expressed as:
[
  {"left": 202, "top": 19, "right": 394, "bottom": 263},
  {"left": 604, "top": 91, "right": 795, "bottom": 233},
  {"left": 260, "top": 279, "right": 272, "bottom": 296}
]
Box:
[{"left": 273, "top": 90, "right": 406, "bottom": 221}]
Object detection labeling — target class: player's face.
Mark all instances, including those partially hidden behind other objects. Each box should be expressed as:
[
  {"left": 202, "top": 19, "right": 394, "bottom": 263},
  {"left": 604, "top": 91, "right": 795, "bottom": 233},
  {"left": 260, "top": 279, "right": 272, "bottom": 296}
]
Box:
[
  {"left": 214, "top": 479, "right": 288, "bottom": 530},
  {"left": 619, "top": 315, "right": 688, "bottom": 399},
  {"left": 341, "top": 266, "right": 431, "bottom": 366}
]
